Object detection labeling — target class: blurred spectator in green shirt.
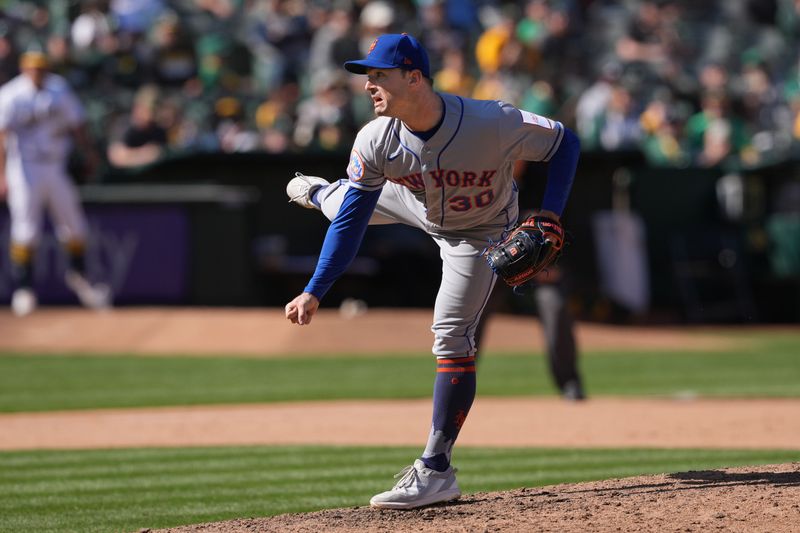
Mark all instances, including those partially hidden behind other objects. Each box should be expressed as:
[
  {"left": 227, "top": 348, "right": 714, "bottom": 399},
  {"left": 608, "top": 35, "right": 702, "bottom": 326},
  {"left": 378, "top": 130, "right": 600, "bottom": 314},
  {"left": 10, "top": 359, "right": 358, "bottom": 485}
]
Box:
[{"left": 685, "top": 91, "right": 752, "bottom": 167}]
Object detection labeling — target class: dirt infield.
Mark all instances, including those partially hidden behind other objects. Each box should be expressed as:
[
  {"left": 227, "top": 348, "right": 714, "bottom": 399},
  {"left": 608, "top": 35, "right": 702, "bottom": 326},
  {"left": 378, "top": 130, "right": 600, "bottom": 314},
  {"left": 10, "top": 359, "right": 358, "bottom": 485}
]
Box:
[
  {"left": 0, "top": 307, "right": 746, "bottom": 356},
  {"left": 3, "top": 397, "right": 800, "bottom": 451},
  {"left": 157, "top": 463, "right": 800, "bottom": 533},
  {"left": 3, "top": 308, "right": 799, "bottom": 532}
]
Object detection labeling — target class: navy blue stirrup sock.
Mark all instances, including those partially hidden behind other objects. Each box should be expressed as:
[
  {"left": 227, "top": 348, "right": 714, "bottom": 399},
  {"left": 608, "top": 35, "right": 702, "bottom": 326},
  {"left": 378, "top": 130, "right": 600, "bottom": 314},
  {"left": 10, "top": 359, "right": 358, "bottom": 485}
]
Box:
[
  {"left": 310, "top": 186, "right": 325, "bottom": 208},
  {"left": 421, "top": 355, "right": 476, "bottom": 471}
]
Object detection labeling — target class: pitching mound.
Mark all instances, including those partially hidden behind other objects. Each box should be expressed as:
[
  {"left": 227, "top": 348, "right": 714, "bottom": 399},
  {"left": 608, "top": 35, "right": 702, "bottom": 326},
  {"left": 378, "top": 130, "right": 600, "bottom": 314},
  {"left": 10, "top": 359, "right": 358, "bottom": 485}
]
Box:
[{"left": 157, "top": 462, "right": 799, "bottom": 533}]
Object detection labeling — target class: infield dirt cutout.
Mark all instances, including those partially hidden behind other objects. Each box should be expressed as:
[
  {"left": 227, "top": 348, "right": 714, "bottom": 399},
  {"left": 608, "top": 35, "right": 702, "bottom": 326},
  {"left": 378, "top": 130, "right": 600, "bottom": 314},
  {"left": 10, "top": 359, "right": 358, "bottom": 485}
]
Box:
[{"left": 2, "top": 308, "right": 799, "bottom": 532}]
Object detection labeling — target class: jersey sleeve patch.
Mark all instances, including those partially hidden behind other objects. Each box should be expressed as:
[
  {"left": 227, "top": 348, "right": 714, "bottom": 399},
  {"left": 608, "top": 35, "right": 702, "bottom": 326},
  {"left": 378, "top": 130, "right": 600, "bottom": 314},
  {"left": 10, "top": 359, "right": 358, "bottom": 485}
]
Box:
[
  {"left": 519, "top": 109, "right": 555, "bottom": 129},
  {"left": 347, "top": 150, "right": 365, "bottom": 182}
]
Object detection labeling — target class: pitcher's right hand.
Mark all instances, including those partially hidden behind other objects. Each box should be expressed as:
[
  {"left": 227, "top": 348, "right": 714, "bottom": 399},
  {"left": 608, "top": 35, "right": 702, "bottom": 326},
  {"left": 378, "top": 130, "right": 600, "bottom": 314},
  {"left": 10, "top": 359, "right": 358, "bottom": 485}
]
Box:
[{"left": 285, "top": 292, "right": 320, "bottom": 325}]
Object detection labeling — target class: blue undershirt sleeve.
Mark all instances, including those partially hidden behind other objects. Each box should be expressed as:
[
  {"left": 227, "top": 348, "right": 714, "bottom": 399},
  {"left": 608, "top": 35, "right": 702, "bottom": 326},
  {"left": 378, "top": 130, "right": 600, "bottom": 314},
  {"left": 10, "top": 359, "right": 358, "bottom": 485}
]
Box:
[
  {"left": 304, "top": 186, "right": 381, "bottom": 300},
  {"left": 541, "top": 127, "right": 580, "bottom": 216}
]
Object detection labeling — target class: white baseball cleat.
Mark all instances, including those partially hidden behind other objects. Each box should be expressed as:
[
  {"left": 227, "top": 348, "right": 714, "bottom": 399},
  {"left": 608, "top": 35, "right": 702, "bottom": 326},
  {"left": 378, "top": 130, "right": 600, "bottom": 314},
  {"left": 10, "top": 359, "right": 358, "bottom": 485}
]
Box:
[
  {"left": 65, "top": 271, "right": 112, "bottom": 311},
  {"left": 286, "top": 172, "right": 329, "bottom": 209},
  {"left": 370, "top": 459, "right": 461, "bottom": 509},
  {"left": 11, "top": 288, "right": 37, "bottom": 317}
]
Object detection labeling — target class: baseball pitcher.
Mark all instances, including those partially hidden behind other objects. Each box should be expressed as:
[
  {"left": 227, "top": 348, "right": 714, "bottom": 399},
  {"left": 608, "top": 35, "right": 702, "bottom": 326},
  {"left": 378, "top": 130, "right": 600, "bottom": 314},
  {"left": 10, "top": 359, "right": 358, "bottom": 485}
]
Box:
[{"left": 285, "top": 34, "right": 580, "bottom": 509}]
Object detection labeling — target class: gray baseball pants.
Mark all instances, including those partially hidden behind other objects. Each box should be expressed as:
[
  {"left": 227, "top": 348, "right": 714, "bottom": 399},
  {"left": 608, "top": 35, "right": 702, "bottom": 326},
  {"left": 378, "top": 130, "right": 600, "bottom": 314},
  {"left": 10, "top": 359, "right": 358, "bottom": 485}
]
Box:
[{"left": 317, "top": 179, "right": 518, "bottom": 357}]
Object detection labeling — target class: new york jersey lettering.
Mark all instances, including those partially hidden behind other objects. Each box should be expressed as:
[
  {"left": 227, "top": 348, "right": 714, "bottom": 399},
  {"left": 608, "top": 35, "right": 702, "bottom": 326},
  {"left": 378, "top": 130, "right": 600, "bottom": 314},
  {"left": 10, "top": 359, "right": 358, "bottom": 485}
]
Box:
[
  {"left": 427, "top": 169, "right": 498, "bottom": 189},
  {"left": 388, "top": 172, "right": 426, "bottom": 190}
]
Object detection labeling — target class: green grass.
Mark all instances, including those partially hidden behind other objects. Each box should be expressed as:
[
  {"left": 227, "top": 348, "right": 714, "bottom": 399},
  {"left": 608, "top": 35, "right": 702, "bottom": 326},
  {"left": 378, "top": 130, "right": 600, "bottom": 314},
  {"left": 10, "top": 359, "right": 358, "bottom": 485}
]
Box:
[
  {"left": 0, "top": 333, "right": 798, "bottom": 412},
  {"left": 1, "top": 333, "right": 797, "bottom": 532},
  {"left": 0, "top": 445, "right": 797, "bottom": 533}
]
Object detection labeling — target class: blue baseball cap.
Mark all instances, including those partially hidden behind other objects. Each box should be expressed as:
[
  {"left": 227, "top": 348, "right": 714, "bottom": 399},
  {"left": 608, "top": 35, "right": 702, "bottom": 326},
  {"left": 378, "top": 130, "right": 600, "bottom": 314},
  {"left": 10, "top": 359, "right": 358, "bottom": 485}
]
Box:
[{"left": 344, "top": 33, "right": 430, "bottom": 78}]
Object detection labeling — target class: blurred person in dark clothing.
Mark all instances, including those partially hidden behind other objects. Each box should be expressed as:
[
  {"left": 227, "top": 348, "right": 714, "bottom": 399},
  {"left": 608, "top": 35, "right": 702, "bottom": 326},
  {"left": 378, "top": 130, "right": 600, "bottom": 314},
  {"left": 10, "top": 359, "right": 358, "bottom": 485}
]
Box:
[
  {"left": 7, "top": 3, "right": 53, "bottom": 55},
  {"left": 593, "top": 83, "right": 642, "bottom": 151},
  {"left": 474, "top": 267, "right": 586, "bottom": 401},
  {"left": 107, "top": 85, "right": 167, "bottom": 167},
  {"left": 195, "top": 32, "right": 252, "bottom": 94},
  {"left": 418, "top": 0, "right": 469, "bottom": 76},
  {"left": 738, "top": 59, "right": 790, "bottom": 160},
  {"left": 293, "top": 70, "right": 357, "bottom": 152},
  {"left": 255, "top": 81, "right": 299, "bottom": 154},
  {"left": 0, "top": 27, "right": 19, "bottom": 86},
  {"left": 615, "top": 1, "right": 670, "bottom": 66},
  {"left": 308, "top": 4, "right": 360, "bottom": 80},
  {"left": 213, "top": 95, "right": 259, "bottom": 153},
  {"left": 244, "top": 0, "right": 312, "bottom": 91},
  {"left": 149, "top": 11, "right": 197, "bottom": 88}
]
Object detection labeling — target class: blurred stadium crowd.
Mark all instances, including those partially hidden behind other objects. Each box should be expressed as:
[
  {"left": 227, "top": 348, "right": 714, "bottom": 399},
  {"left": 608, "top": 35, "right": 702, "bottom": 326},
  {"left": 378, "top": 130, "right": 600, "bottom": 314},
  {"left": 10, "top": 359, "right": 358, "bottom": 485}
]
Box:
[{"left": 2, "top": 0, "right": 800, "bottom": 172}]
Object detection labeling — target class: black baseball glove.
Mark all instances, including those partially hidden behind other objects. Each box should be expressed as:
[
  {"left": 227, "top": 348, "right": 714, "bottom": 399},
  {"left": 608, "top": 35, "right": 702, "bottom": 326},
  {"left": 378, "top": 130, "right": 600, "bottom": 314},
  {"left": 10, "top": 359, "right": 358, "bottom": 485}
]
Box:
[{"left": 483, "top": 214, "right": 565, "bottom": 287}]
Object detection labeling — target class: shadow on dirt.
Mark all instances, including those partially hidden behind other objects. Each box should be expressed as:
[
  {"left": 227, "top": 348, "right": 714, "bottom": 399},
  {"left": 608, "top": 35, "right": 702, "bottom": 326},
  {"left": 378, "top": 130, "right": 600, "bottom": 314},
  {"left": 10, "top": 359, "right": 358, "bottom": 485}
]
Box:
[
  {"left": 558, "top": 465, "right": 800, "bottom": 497},
  {"left": 669, "top": 469, "right": 800, "bottom": 488}
]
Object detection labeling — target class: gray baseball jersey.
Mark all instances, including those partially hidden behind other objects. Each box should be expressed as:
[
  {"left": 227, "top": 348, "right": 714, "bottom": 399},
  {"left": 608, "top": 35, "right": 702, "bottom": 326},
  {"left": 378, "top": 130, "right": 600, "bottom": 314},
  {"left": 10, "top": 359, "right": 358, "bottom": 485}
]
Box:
[
  {"left": 316, "top": 93, "right": 564, "bottom": 357},
  {"left": 346, "top": 93, "right": 563, "bottom": 230}
]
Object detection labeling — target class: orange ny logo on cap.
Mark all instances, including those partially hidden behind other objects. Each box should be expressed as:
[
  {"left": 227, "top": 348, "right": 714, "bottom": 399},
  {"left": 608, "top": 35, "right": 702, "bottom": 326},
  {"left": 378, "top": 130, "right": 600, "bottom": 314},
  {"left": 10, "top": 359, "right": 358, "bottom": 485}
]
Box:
[{"left": 368, "top": 38, "right": 378, "bottom": 54}]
